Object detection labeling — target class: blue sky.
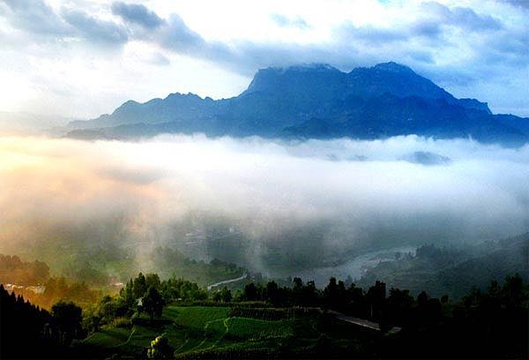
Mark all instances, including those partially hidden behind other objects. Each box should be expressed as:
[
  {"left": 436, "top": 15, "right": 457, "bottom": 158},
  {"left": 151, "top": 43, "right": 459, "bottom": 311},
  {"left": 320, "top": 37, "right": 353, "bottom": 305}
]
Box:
[{"left": 0, "top": 0, "right": 527, "bottom": 118}]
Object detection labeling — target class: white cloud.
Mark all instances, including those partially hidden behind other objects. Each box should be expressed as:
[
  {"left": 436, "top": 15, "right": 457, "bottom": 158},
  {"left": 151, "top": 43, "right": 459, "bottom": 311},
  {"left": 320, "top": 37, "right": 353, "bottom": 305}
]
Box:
[{"left": 0, "top": 135, "right": 528, "bottom": 276}]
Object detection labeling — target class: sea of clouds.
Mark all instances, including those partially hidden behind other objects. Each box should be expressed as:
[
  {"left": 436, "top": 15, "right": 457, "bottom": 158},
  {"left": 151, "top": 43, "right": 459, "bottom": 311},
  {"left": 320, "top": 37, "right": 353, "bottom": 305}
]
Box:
[{"left": 1, "top": 134, "right": 528, "bottom": 275}]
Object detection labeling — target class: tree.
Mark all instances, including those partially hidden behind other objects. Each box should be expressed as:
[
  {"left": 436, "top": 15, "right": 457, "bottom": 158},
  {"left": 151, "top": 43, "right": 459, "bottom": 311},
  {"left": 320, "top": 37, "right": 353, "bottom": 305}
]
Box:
[
  {"left": 98, "top": 295, "right": 117, "bottom": 323},
  {"left": 145, "top": 273, "right": 161, "bottom": 290},
  {"left": 293, "top": 277, "right": 303, "bottom": 289},
  {"left": 213, "top": 287, "right": 232, "bottom": 302},
  {"left": 366, "top": 281, "right": 386, "bottom": 321},
  {"left": 417, "top": 290, "right": 429, "bottom": 308},
  {"left": 51, "top": 300, "right": 83, "bottom": 346},
  {"left": 220, "top": 287, "right": 232, "bottom": 302},
  {"left": 147, "top": 335, "right": 174, "bottom": 359},
  {"left": 386, "top": 288, "right": 414, "bottom": 326},
  {"left": 243, "top": 283, "right": 259, "bottom": 301},
  {"left": 120, "top": 279, "right": 135, "bottom": 307},
  {"left": 83, "top": 313, "right": 101, "bottom": 334},
  {"left": 1, "top": 285, "right": 59, "bottom": 359},
  {"left": 266, "top": 281, "right": 280, "bottom": 305},
  {"left": 323, "top": 277, "right": 338, "bottom": 307},
  {"left": 142, "top": 286, "right": 165, "bottom": 321},
  {"left": 301, "top": 280, "right": 319, "bottom": 306},
  {"left": 502, "top": 273, "right": 524, "bottom": 307},
  {"left": 133, "top": 272, "right": 147, "bottom": 299},
  {"left": 347, "top": 283, "right": 365, "bottom": 317}
]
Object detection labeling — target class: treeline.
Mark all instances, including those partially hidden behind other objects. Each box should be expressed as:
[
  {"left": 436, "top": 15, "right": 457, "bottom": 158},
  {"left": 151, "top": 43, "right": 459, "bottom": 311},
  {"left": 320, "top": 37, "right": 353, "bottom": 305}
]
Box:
[
  {"left": 0, "top": 254, "right": 49, "bottom": 285},
  {"left": 86, "top": 270, "right": 528, "bottom": 332},
  {"left": 12, "top": 276, "right": 100, "bottom": 310},
  {"left": 234, "top": 275, "right": 528, "bottom": 358},
  {"left": 0, "top": 253, "right": 101, "bottom": 310},
  {"left": 82, "top": 273, "right": 210, "bottom": 333},
  {"left": 234, "top": 276, "right": 445, "bottom": 330},
  {"left": 0, "top": 284, "right": 84, "bottom": 359},
  {"left": 1, "top": 250, "right": 242, "bottom": 313},
  {"left": 238, "top": 277, "right": 387, "bottom": 319},
  {"left": 382, "top": 274, "right": 529, "bottom": 358}
]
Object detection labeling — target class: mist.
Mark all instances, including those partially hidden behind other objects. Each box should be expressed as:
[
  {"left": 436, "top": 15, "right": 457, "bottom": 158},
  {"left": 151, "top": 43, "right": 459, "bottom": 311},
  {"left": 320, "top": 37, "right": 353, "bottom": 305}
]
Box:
[{"left": 1, "top": 134, "right": 528, "bottom": 277}]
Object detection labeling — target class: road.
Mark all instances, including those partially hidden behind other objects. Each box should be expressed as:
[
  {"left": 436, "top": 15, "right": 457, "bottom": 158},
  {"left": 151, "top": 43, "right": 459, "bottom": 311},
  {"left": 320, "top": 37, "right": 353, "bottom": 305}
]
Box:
[
  {"left": 328, "top": 310, "right": 381, "bottom": 331},
  {"left": 207, "top": 273, "right": 248, "bottom": 291},
  {"left": 328, "top": 310, "right": 402, "bottom": 334}
]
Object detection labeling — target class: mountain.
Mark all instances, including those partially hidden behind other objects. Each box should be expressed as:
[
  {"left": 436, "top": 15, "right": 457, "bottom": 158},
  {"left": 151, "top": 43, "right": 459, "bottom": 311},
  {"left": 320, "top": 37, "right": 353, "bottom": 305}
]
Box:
[{"left": 65, "top": 62, "right": 529, "bottom": 146}]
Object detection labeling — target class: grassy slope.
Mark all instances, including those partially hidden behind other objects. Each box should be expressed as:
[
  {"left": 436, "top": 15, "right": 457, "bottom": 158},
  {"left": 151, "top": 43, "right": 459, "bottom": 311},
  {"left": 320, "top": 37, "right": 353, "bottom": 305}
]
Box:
[
  {"left": 78, "top": 306, "right": 292, "bottom": 358},
  {"left": 76, "top": 305, "right": 375, "bottom": 358}
]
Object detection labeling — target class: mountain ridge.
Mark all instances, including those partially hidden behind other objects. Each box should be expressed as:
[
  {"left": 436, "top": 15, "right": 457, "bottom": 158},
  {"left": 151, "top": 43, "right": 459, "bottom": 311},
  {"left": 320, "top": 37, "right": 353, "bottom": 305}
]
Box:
[{"left": 65, "top": 62, "right": 528, "bottom": 146}]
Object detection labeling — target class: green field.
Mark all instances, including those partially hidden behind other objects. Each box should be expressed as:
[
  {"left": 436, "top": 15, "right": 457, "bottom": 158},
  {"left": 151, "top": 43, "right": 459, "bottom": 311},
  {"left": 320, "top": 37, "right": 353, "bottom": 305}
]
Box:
[
  {"left": 82, "top": 327, "right": 131, "bottom": 348},
  {"left": 226, "top": 317, "right": 293, "bottom": 340},
  {"left": 75, "top": 304, "right": 372, "bottom": 358}
]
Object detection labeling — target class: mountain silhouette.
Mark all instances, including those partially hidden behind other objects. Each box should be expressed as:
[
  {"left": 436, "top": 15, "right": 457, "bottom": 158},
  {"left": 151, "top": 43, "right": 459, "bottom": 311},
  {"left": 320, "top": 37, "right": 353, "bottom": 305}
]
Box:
[{"left": 66, "top": 62, "right": 529, "bottom": 146}]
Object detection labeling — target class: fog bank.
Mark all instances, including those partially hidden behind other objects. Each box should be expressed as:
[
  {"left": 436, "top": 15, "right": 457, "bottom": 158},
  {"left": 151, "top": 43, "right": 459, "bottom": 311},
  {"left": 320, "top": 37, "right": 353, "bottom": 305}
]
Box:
[{"left": 1, "top": 134, "right": 528, "bottom": 275}]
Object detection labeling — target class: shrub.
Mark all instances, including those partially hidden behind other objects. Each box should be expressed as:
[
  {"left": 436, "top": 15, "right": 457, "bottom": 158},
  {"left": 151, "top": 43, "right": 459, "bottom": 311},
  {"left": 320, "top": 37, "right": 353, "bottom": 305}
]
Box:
[{"left": 111, "top": 316, "right": 132, "bottom": 328}]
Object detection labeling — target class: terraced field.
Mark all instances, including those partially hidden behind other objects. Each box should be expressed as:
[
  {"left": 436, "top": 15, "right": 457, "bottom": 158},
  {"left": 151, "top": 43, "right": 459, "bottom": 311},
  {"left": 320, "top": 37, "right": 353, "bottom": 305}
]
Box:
[
  {"left": 76, "top": 305, "right": 373, "bottom": 358},
  {"left": 77, "top": 306, "right": 295, "bottom": 358}
]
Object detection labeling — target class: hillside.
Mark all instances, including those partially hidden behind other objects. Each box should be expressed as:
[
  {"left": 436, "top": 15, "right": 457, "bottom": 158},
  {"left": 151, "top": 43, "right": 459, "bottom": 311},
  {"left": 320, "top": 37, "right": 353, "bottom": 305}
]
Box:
[
  {"left": 3, "top": 257, "right": 528, "bottom": 359},
  {"left": 357, "top": 233, "right": 529, "bottom": 299}
]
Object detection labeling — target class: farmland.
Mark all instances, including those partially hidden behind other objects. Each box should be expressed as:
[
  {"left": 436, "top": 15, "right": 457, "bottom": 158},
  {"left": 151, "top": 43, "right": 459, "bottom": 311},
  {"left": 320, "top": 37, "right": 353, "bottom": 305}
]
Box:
[
  {"left": 75, "top": 304, "right": 374, "bottom": 358},
  {"left": 4, "top": 270, "right": 528, "bottom": 359}
]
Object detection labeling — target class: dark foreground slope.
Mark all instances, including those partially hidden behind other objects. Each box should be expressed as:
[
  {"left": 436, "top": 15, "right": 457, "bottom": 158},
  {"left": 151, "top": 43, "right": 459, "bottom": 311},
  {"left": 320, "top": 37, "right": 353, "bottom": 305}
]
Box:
[
  {"left": 66, "top": 62, "right": 529, "bottom": 146},
  {"left": 3, "top": 261, "right": 528, "bottom": 359},
  {"left": 57, "top": 274, "right": 529, "bottom": 359}
]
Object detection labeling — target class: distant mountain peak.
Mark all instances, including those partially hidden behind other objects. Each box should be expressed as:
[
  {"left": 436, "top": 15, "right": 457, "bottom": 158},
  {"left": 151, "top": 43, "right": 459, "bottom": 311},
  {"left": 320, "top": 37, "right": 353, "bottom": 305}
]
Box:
[
  {"left": 372, "top": 61, "right": 415, "bottom": 73},
  {"left": 282, "top": 63, "right": 340, "bottom": 72},
  {"left": 347, "top": 61, "right": 454, "bottom": 102},
  {"left": 244, "top": 63, "right": 343, "bottom": 95},
  {"left": 121, "top": 99, "right": 140, "bottom": 106},
  {"left": 259, "top": 63, "right": 340, "bottom": 73},
  {"left": 164, "top": 92, "right": 204, "bottom": 100}
]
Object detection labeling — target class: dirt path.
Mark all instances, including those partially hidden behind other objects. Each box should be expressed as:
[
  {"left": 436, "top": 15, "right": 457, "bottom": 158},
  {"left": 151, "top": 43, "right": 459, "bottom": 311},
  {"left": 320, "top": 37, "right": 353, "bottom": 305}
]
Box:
[{"left": 189, "top": 316, "right": 231, "bottom": 352}]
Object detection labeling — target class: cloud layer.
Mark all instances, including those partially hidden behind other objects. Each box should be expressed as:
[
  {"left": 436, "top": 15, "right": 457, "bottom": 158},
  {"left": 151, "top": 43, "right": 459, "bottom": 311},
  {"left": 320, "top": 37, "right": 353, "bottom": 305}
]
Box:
[{"left": 1, "top": 135, "right": 528, "bottom": 277}]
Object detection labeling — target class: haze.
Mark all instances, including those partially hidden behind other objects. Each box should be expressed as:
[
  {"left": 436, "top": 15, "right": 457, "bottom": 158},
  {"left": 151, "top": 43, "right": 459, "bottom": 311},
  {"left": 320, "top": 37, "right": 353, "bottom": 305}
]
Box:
[{"left": 1, "top": 134, "right": 528, "bottom": 277}]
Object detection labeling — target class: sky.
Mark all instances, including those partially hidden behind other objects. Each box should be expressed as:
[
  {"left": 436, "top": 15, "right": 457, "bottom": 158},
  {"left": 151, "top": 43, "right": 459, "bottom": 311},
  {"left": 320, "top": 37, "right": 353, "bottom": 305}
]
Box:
[{"left": 0, "top": 0, "right": 528, "bottom": 119}]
